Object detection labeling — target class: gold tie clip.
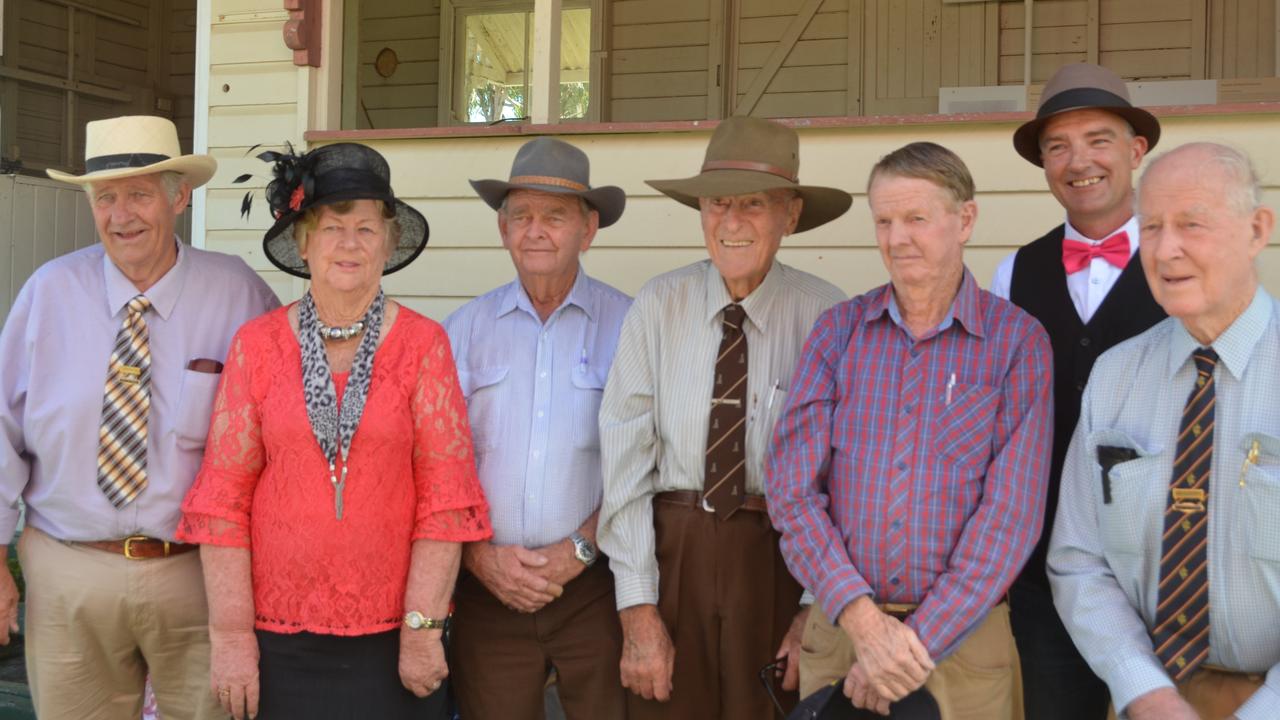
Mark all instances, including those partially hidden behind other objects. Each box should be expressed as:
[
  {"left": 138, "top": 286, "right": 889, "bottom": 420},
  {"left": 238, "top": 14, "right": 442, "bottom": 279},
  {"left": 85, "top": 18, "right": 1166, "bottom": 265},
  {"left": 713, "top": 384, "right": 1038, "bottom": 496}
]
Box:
[
  {"left": 117, "top": 365, "right": 142, "bottom": 384},
  {"left": 1171, "top": 487, "right": 1207, "bottom": 514},
  {"left": 711, "top": 398, "right": 742, "bottom": 407}
]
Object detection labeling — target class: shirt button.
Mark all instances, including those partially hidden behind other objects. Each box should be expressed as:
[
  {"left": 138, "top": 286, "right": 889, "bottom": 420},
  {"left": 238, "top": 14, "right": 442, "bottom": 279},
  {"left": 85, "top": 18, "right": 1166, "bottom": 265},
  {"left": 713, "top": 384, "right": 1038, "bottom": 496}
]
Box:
[
  {"left": 1076, "top": 381, "right": 1086, "bottom": 391},
  {"left": 1080, "top": 337, "right": 1091, "bottom": 347},
  {"left": 537, "top": 410, "right": 544, "bottom": 418},
  {"left": 1091, "top": 277, "right": 1101, "bottom": 285},
  {"left": 903, "top": 405, "right": 912, "bottom": 415},
  {"left": 890, "top": 577, "right": 901, "bottom": 586},
  {"left": 910, "top": 348, "right": 919, "bottom": 358},
  {"left": 540, "top": 372, "right": 547, "bottom": 379},
  {"left": 891, "top": 519, "right": 902, "bottom": 530},
  {"left": 532, "top": 450, "right": 540, "bottom": 457},
  {"left": 896, "top": 461, "right": 907, "bottom": 471}
]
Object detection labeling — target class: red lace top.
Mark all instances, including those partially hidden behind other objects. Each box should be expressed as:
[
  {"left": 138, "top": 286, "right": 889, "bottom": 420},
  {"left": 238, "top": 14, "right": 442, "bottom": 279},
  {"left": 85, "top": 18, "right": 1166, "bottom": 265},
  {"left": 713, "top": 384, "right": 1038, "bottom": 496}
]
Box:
[{"left": 177, "top": 305, "right": 492, "bottom": 636}]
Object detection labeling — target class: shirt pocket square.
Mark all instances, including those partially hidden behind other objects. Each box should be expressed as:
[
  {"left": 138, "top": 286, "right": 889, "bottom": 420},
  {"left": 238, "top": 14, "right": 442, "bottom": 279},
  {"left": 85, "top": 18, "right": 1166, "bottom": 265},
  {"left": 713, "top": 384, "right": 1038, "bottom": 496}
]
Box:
[{"left": 186, "top": 358, "right": 224, "bottom": 374}]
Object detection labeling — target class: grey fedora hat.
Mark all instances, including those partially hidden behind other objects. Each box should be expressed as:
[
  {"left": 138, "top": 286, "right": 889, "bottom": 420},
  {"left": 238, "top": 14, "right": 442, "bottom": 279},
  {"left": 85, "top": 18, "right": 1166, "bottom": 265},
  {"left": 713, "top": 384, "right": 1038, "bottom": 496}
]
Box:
[
  {"left": 1013, "top": 62, "right": 1160, "bottom": 167},
  {"left": 470, "top": 137, "right": 626, "bottom": 227}
]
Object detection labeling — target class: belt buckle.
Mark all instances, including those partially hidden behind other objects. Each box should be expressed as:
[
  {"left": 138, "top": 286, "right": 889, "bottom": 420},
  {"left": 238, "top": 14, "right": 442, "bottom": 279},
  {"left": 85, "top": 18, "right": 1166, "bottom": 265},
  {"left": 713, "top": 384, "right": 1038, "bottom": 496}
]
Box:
[{"left": 123, "top": 535, "right": 164, "bottom": 560}]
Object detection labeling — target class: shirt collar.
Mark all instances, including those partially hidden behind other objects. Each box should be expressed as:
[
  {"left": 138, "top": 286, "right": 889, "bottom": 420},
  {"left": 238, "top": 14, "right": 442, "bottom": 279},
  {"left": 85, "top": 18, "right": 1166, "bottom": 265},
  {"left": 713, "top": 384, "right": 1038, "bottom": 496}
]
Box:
[
  {"left": 702, "top": 259, "right": 782, "bottom": 333},
  {"left": 1166, "top": 286, "right": 1272, "bottom": 381},
  {"left": 866, "top": 267, "right": 985, "bottom": 339},
  {"left": 102, "top": 239, "right": 188, "bottom": 321},
  {"left": 498, "top": 265, "right": 594, "bottom": 322},
  {"left": 1064, "top": 215, "right": 1141, "bottom": 257}
]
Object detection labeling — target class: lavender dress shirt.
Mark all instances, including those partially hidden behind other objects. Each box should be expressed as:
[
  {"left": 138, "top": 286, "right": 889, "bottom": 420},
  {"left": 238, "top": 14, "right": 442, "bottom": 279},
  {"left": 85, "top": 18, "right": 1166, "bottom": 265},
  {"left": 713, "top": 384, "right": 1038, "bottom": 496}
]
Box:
[{"left": 0, "top": 241, "right": 279, "bottom": 542}]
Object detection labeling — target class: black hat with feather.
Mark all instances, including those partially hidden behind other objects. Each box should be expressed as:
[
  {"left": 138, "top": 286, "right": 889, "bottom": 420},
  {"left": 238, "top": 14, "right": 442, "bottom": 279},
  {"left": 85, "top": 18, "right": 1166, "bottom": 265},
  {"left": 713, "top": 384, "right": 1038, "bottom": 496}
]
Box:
[{"left": 238, "top": 142, "right": 429, "bottom": 279}]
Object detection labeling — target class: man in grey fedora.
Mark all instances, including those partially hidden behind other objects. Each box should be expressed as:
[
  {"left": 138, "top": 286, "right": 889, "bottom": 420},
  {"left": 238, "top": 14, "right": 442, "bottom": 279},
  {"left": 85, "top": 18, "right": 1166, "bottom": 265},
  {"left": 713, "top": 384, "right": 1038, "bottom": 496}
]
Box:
[
  {"left": 444, "top": 137, "right": 632, "bottom": 719},
  {"left": 0, "top": 115, "right": 278, "bottom": 719},
  {"left": 597, "top": 115, "right": 850, "bottom": 719},
  {"left": 989, "top": 62, "right": 1166, "bottom": 720}
]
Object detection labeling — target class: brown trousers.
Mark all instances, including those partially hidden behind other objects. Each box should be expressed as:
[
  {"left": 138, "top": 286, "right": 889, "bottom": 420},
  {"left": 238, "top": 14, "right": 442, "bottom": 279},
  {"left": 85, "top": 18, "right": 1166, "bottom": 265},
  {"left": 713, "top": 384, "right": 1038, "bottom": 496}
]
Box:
[
  {"left": 626, "top": 500, "right": 803, "bottom": 720},
  {"left": 1106, "top": 667, "right": 1265, "bottom": 720},
  {"left": 450, "top": 559, "right": 627, "bottom": 720},
  {"left": 800, "top": 602, "right": 1024, "bottom": 720},
  {"left": 18, "top": 526, "right": 222, "bottom": 720}
]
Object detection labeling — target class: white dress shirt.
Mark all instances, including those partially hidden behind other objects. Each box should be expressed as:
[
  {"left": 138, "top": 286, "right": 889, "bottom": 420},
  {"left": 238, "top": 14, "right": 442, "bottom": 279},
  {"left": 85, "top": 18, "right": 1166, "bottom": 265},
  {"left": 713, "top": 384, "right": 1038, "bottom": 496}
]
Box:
[{"left": 989, "top": 216, "right": 1139, "bottom": 322}]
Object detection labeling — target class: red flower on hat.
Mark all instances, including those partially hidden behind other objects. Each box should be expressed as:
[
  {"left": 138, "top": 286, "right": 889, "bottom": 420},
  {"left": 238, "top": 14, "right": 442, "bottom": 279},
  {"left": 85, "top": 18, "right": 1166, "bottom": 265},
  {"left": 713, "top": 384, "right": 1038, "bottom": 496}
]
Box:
[{"left": 289, "top": 185, "right": 305, "bottom": 212}]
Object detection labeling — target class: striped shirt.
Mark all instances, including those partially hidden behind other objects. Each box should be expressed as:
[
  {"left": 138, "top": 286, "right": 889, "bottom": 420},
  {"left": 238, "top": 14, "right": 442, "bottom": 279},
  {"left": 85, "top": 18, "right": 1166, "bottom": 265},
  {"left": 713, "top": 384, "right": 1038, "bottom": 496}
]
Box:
[
  {"left": 766, "top": 269, "right": 1053, "bottom": 659},
  {"left": 444, "top": 269, "right": 632, "bottom": 547},
  {"left": 598, "top": 260, "right": 845, "bottom": 609},
  {"left": 1049, "top": 287, "right": 1280, "bottom": 719}
]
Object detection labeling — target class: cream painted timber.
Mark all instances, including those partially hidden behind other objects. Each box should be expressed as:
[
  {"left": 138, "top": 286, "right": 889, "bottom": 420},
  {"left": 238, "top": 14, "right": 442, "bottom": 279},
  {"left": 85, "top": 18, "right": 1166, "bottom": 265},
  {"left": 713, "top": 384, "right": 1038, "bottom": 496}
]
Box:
[{"left": 196, "top": 109, "right": 1280, "bottom": 321}]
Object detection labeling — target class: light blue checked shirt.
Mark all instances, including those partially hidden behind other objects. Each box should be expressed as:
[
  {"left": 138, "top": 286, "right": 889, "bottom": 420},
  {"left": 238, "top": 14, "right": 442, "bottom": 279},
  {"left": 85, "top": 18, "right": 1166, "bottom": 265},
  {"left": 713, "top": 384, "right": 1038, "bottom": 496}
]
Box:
[
  {"left": 1048, "top": 287, "right": 1280, "bottom": 719},
  {"left": 444, "top": 269, "right": 631, "bottom": 548}
]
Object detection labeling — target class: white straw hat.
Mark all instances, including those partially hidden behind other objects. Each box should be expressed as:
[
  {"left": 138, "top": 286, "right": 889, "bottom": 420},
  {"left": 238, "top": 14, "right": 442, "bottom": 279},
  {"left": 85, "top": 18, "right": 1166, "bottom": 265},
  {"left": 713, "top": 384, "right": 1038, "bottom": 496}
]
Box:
[{"left": 46, "top": 115, "right": 216, "bottom": 188}]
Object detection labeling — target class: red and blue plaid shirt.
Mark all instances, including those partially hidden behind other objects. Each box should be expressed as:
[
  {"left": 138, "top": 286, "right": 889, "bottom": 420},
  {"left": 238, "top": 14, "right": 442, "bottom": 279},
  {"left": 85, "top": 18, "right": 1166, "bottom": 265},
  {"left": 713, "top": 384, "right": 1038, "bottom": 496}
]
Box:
[{"left": 766, "top": 269, "right": 1052, "bottom": 659}]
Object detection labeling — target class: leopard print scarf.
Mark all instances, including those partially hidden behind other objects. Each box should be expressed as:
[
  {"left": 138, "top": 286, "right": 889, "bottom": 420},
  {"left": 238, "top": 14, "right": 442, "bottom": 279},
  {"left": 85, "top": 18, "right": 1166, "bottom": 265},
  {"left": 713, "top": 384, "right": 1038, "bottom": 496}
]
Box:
[{"left": 297, "top": 289, "right": 385, "bottom": 484}]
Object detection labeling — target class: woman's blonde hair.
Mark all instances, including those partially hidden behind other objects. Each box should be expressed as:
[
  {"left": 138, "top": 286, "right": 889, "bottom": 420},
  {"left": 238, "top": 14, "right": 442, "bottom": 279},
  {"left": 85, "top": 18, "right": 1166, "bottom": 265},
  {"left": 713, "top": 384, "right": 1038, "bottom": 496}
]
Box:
[{"left": 293, "top": 199, "right": 400, "bottom": 255}]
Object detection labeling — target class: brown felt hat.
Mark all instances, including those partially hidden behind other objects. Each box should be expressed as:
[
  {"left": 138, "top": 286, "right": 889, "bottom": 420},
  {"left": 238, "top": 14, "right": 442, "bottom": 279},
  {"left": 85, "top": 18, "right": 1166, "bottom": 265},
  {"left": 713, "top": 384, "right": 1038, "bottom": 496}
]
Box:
[
  {"left": 470, "top": 137, "right": 626, "bottom": 227},
  {"left": 646, "top": 116, "right": 852, "bottom": 233},
  {"left": 1013, "top": 62, "right": 1161, "bottom": 167}
]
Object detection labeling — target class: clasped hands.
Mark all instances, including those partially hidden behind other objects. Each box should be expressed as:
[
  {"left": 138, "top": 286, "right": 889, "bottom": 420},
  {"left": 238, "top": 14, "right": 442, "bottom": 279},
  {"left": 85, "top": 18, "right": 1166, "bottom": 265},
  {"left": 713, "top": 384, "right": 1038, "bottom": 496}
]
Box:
[
  {"left": 836, "top": 596, "right": 936, "bottom": 716},
  {"left": 464, "top": 539, "right": 584, "bottom": 614}
]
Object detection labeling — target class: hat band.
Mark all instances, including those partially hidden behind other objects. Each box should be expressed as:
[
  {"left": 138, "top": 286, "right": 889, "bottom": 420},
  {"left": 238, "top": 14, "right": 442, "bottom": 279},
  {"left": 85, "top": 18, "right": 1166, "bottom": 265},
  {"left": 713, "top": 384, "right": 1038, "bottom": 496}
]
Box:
[
  {"left": 1037, "top": 87, "right": 1132, "bottom": 119},
  {"left": 509, "top": 174, "right": 588, "bottom": 192},
  {"left": 701, "top": 160, "right": 798, "bottom": 183},
  {"left": 85, "top": 153, "right": 171, "bottom": 173}
]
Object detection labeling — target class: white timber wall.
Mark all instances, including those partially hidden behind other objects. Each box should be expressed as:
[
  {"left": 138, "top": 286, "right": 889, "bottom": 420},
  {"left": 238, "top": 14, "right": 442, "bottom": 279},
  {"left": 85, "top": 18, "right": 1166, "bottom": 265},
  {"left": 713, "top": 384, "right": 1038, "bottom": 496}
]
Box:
[{"left": 0, "top": 174, "right": 97, "bottom": 320}]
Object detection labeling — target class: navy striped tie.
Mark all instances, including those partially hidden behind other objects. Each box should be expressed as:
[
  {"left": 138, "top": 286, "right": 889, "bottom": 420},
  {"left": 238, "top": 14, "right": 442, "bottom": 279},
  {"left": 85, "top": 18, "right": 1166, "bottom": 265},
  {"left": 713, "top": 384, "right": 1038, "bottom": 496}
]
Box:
[{"left": 1152, "top": 347, "right": 1217, "bottom": 681}]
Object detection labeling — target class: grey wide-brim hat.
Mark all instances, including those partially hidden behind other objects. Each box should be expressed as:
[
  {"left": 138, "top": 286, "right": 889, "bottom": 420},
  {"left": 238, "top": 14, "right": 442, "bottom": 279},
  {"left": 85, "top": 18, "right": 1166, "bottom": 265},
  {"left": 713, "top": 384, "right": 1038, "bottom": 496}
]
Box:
[
  {"left": 254, "top": 143, "right": 428, "bottom": 280},
  {"left": 646, "top": 116, "right": 852, "bottom": 233},
  {"left": 1013, "top": 62, "right": 1161, "bottom": 167},
  {"left": 470, "top": 137, "right": 626, "bottom": 227},
  {"left": 47, "top": 115, "right": 216, "bottom": 188}
]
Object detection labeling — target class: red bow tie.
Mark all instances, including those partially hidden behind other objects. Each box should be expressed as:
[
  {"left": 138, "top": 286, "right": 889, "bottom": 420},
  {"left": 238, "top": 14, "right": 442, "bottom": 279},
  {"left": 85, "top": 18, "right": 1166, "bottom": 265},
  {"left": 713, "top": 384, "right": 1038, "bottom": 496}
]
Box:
[{"left": 1062, "top": 232, "right": 1130, "bottom": 274}]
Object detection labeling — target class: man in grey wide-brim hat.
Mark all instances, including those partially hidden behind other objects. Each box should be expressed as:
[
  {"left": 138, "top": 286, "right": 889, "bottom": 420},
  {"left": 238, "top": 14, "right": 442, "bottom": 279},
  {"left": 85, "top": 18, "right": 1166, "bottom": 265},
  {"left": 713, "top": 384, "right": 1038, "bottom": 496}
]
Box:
[
  {"left": 990, "top": 62, "right": 1166, "bottom": 720},
  {"left": 0, "top": 115, "right": 278, "bottom": 719},
  {"left": 445, "top": 137, "right": 632, "bottom": 719},
  {"left": 597, "top": 115, "right": 850, "bottom": 719}
]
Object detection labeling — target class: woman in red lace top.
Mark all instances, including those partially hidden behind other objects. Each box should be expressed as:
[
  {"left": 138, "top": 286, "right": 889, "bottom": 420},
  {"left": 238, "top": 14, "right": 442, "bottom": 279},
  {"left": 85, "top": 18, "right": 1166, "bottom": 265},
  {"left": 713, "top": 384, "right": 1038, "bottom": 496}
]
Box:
[{"left": 178, "top": 143, "right": 491, "bottom": 720}]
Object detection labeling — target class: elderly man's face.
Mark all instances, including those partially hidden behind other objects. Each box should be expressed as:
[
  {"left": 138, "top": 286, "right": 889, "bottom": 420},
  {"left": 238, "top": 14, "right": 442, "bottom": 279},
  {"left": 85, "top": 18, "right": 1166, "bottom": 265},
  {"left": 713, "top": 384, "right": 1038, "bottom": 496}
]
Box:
[
  {"left": 699, "top": 189, "right": 802, "bottom": 300},
  {"left": 500, "top": 189, "right": 598, "bottom": 283},
  {"left": 1138, "top": 148, "right": 1272, "bottom": 343},
  {"left": 870, "top": 174, "right": 975, "bottom": 293},
  {"left": 91, "top": 173, "right": 188, "bottom": 276},
  {"left": 1040, "top": 108, "right": 1147, "bottom": 234}
]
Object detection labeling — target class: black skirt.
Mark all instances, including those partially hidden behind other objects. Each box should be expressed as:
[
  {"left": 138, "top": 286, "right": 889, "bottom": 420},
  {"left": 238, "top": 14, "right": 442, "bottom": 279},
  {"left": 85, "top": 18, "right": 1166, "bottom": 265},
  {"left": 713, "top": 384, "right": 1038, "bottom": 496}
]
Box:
[{"left": 255, "top": 629, "right": 450, "bottom": 720}]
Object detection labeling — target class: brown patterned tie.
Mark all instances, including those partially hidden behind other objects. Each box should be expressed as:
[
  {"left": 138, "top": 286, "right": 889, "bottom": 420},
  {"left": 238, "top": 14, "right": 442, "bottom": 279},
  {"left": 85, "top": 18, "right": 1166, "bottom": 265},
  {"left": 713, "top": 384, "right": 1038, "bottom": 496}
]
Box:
[
  {"left": 97, "top": 295, "right": 152, "bottom": 508},
  {"left": 704, "top": 303, "right": 748, "bottom": 520},
  {"left": 1152, "top": 347, "right": 1217, "bottom": 681}
]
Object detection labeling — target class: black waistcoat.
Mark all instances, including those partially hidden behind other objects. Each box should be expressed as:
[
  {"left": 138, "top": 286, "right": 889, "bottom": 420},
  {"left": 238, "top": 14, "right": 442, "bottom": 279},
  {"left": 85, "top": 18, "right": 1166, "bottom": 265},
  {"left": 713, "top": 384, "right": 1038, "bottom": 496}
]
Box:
[{"left": 1009, "top": 225, "right": 1166, "bottom": 587}]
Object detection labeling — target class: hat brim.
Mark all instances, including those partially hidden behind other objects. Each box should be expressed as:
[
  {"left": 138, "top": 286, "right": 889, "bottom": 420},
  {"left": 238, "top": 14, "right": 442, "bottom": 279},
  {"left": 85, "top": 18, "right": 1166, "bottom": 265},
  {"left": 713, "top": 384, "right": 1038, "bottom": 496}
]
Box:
[
  {"left": 46, "top": 154, "right": 217, "bottom": 189},
  {"left": 645, "top": 170, "right": 852, "bottom": 233},
  {"left": 470, "top": 178, "right": 627, "bottom": 228},
  {"left": 262, "top": 196, "right": 430, "bottom": 280},
  {"left": 1014, "top": 97, "right": 1161, "bottom": 167}
]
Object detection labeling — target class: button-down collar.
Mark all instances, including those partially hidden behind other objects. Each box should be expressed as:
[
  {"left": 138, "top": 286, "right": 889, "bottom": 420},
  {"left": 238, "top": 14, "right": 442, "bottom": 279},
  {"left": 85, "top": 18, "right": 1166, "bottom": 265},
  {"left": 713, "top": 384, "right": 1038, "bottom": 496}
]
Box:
[
  {"left": 103, "top": 239, "right": 189, "bottom": 321},
  {"left": 864, "top": 268, "right": 987, "bottom": 340},
  {"left": 498, "top": 265, "right": 595, "bottom": 324},
  {"left": 1166, "top": 286, "right": 1271, "bottom": 382}
]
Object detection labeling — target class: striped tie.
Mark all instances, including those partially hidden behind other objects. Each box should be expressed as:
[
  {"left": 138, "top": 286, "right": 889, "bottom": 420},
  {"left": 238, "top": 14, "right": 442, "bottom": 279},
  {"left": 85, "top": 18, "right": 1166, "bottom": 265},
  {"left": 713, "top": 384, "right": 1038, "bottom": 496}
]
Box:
[
  {"left": 97, "top": 295, "right": 153, "bottom": 508},
  {"left": 704, "top": 303, "right": 748, "bottom": 520},
  {"left": 1152, "top": 347, "right": 1217, "bottom": 681}
]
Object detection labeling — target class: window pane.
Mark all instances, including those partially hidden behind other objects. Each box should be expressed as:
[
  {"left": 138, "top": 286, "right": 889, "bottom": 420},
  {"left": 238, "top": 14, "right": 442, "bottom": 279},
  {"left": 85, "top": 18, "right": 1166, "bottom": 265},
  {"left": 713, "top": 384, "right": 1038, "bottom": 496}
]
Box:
[
  {"left": 462, "top": 12, "right": 529, "bottom": 123},
  {"left": 559, "top": 8, "right": 591, "bottom": 120}
]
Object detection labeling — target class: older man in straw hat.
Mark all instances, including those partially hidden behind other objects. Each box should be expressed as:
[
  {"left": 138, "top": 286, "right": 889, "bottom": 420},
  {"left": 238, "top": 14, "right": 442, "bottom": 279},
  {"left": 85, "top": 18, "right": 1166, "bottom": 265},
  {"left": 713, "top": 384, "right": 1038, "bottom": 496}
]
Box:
[
  {"left": 445, "top": 137, "right": 632, "bottom": 719},
  {"left": 990, "top": 62, "right": 1166, "bottom": 720},
  {"left": 0, "top": 115, "right": 278, "bottom": 719},
  {"left": 767, "top": 141, "right": 1051, "bottom": 719},
  {"left": 597, "top": 115, "right": 850, "bottom": 719}
]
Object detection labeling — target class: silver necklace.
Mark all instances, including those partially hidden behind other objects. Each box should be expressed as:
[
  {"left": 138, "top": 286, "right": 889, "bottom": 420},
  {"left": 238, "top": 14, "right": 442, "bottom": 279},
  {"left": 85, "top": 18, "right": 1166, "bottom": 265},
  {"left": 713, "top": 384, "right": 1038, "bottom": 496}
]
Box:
[{"left": 316, "top": 318, "right": 367, "bottom": 341}]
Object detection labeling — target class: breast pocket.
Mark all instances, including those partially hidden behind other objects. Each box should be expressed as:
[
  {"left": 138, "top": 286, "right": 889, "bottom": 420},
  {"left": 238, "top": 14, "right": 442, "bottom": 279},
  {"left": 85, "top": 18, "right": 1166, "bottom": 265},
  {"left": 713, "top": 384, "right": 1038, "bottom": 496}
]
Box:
[
  {"left": 931, "top": 382, "right": 1000, "bottom": 468},
  {"left": 1098, "top": 450, "right": 1165, "bottom": 556},
  {"left": 571, "top": 364, "right": 609, "bottom": 450},
  {"left": 174, "top": 369, "right": 222, "bottom": 450},
  {"left": 458, "top": 366, "right": 508, "bottom": 453},
  {"left": 1240, "top": 432, "right": 1280, "bottom": 564}
]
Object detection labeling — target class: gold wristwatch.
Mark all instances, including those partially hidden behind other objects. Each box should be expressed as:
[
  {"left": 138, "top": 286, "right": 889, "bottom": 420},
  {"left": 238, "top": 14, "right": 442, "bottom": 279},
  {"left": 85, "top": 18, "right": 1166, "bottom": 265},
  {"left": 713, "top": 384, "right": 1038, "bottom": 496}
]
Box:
[{"left": 403, "top": 610, "right": 448, "bottom": 630}]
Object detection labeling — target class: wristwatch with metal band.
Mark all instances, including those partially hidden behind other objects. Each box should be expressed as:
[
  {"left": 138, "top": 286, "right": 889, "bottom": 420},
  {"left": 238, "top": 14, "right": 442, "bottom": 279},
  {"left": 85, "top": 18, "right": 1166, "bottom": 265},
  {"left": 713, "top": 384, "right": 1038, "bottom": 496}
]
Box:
[{"left": 570, "top": 532, "right": 598, "bottom": 567}]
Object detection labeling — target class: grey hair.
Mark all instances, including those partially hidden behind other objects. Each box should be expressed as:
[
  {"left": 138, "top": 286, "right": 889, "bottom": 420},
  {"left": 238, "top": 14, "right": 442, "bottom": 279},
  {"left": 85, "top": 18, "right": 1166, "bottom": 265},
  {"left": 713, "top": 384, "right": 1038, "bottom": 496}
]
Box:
[
  {"left": 1137, "top": 142, "right": 1262, "bottom": 217},
  {"left": 85, "top": 171, "right": 186, "bottom": 203},
  {"left": 499, "top": 191, "right": 593, "bottom": 219}
]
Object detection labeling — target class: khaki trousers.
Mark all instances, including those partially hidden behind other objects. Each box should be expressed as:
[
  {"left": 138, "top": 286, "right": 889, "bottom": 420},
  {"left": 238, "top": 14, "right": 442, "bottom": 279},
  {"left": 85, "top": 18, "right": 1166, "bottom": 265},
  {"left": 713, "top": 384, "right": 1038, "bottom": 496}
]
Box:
[
  {"left": 18, "top": 527, "right": 221, "bottom": 720},
  {"left": 1106, "top": 666, "right": 1265, "bottom": 720},
  {"left": 800, "top": 602, "right": 1023, "bottom": 720}
]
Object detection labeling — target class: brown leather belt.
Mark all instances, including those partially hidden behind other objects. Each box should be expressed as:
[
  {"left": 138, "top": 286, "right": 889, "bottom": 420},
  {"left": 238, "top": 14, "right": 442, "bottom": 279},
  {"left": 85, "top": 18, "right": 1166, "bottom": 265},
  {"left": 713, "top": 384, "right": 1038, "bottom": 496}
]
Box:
[
  {"left": 655, "top": 489, "right": 769, "bottom": 514},
  {"left": 75, "top": 535, "right": 198, "bottom": 560},
  {"left": 878, "top": 602, "right": 919, "bottom": 619}
]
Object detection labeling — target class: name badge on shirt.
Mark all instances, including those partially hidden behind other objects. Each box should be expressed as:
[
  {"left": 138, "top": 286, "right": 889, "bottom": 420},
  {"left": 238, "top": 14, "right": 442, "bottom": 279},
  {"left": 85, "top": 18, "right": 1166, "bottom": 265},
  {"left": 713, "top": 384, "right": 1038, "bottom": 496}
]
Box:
[{"left": 117, "top": 365, "right": 142, "bottom": 384}]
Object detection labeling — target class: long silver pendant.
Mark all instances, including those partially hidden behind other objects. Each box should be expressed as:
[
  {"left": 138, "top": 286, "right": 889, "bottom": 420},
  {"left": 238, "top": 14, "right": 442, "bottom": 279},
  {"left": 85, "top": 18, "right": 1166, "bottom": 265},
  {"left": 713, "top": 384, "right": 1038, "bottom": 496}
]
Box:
[{"left": 330, "top": 461, "right": 348, "bottom": 520}]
